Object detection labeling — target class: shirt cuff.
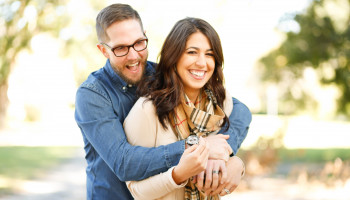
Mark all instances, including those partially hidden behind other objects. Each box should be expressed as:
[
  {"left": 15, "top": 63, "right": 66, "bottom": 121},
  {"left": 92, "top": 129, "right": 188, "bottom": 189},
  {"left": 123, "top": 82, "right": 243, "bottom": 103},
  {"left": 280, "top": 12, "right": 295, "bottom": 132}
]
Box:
[
  {"left": 164, "top": 140, "right": 185, "bottom": 168},
  {"left": 168, "top": 166, "right": 188, "bottom": 187}
]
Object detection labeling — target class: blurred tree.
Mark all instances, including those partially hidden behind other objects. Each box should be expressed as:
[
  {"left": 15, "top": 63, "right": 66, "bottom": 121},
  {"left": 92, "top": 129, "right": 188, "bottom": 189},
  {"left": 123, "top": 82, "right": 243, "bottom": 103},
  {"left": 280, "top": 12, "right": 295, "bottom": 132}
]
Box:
[
  {"left": 60, "top": 0, "right": 107, "bottom": 87},
  {"left": 0, "top": 0, "right": 69, "bottom": 127},
  {"left": 259, "top": 0, "right": 350, "bottom": 117}
]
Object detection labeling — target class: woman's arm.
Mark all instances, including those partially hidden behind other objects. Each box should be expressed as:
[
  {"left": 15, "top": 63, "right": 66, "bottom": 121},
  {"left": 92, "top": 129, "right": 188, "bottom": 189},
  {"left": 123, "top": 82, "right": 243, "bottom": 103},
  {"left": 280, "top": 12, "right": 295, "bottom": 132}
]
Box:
[
  {"left": 126, "top": 140, "right": 210, "bottom": 199},
  {"left": 124, "top": 99, "right": 182, "bottom": 199},
  {"left": 126, "top": 167, "right": 187, "bottom": 199},
  {"left": 124, "top": 99, "right": 209, "bottom": 199}
]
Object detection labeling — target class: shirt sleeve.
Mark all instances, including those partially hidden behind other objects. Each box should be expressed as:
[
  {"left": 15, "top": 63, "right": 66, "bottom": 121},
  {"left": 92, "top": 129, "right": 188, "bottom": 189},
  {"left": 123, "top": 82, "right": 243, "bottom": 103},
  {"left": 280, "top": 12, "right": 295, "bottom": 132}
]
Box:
[
  {"left": 126, "top": 167, "right": 187, "bottom": 199},
  {"left": 219, "top": 94, "right": 252, "bottom": 154},
  {"left": 74, "top": 86, "right": 185, "bottom": 181}
]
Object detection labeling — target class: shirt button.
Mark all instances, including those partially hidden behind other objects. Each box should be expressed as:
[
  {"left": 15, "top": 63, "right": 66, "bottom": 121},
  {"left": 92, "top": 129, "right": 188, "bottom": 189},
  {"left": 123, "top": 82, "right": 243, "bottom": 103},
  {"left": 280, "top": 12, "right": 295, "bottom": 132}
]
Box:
[{"left": 122, "top": 86, "right": 127, "bottom": 91}]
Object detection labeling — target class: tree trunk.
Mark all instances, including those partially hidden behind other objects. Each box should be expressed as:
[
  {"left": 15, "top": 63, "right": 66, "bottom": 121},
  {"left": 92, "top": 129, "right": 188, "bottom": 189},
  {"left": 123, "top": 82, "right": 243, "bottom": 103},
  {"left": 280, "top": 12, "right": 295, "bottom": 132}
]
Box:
[{"left": 0, "top": 81, "right": 9, "bottom": 128}]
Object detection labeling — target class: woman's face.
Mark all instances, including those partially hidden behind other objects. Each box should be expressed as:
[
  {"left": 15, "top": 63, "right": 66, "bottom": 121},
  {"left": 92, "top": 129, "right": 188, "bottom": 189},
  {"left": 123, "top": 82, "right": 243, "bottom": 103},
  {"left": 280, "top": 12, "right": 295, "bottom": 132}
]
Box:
[{"left": 176, "top": 32, "right": 215, "bottom": 98}]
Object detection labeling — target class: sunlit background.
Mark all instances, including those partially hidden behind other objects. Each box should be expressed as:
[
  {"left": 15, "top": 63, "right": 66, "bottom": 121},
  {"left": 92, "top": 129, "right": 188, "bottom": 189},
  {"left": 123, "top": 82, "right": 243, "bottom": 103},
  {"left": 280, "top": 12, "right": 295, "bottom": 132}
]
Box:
[{"left": 0, "top": 0, "right": 349, "bottom": 199}]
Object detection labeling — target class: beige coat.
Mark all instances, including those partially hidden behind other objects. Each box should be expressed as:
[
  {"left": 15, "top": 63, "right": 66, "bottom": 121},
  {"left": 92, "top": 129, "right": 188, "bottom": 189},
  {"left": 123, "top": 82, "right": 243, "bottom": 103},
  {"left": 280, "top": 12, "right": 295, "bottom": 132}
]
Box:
[{"left": 123, "top": 91, "right": 233, "bottom": 200}]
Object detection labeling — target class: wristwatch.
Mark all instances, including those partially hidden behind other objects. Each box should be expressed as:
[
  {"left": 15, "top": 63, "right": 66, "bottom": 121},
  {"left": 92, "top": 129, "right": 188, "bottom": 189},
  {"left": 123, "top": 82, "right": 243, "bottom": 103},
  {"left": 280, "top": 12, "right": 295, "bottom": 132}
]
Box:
[{"left": 186, "top": 135, "right": 199, "bottom": 146}]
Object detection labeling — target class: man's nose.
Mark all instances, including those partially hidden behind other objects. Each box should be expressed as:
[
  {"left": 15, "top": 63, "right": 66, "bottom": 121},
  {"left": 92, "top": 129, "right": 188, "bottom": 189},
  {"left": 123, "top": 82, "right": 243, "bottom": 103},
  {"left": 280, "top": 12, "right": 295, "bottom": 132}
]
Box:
[{"left": 126, "top": 47, "right": 138, "bottom": 60}]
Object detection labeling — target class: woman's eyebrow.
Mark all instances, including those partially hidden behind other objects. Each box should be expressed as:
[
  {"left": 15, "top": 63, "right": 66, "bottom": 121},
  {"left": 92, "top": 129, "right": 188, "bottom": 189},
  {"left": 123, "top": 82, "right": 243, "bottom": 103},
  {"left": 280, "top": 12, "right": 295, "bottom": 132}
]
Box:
[
  {"left": 185, "top": 47, "right": 199, "bottom": 50},
  {"left": 185, "top": 47, "right": 213, "bottom": 52}
]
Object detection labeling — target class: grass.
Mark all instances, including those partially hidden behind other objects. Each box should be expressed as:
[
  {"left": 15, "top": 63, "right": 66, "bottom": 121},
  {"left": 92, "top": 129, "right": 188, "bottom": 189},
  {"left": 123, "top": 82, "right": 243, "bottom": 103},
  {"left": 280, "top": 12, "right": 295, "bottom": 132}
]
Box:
[
  {"left": 277, "top": 148, "right": 350, "bottom": 162},
  {"left": 0, "top": 146, "right": 79, "bottom": 196},
  {"left": 238, "top": 148, "right": 350, "bottom": 163},
  {"left": 237, "top": 148, "right": 350, "bottom": 180},
  {"left": 1, "top": 147, "right": 349, "bottom": 196}
]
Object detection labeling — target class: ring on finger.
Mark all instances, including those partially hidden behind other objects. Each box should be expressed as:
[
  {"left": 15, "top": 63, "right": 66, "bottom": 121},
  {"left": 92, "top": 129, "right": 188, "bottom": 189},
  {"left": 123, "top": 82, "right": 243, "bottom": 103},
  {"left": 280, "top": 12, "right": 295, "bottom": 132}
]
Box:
[
  {"left": 212, "top": 170, "right": 219, "bottom": 174},
  {"left": 223, "top": 188, "right": 230, "bottom": 194}
]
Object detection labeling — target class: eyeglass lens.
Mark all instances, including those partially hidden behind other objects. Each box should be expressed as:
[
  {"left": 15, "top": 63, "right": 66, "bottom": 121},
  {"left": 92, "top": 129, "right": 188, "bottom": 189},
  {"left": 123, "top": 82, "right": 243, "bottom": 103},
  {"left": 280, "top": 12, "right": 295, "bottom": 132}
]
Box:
[{"left": 113, "top": 39, "right": 147, "bottom": 57}]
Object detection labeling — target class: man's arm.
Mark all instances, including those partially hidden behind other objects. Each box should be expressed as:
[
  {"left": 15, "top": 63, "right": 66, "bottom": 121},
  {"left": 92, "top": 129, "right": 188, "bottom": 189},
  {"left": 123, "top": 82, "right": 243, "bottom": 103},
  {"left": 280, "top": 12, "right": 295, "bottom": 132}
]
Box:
[
  {"left": 196, "top": 97, "right": 251, "bottom": 193},
  {"left": 75, "top": 86, "right": 184, "bottom": 181},
  {"left": 126, "top": 140, "right": 209, "bottom": 199},
  {"left": 219, "top": 97, "right": 252, "bottom": 154}
]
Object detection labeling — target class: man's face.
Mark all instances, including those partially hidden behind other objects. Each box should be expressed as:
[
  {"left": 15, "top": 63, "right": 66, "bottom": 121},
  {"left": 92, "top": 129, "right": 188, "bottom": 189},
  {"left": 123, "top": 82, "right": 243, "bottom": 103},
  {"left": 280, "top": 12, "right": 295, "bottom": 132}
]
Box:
[{"left": 98, "top": 19, "right": 148, "bottom": 85}]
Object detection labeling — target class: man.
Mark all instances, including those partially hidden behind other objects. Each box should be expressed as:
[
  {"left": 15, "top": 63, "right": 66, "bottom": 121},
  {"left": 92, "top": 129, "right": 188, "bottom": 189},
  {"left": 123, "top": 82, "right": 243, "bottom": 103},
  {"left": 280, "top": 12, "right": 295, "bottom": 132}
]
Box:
[{"left": 75, "top": 3, "right": 252, "bottom": 199}]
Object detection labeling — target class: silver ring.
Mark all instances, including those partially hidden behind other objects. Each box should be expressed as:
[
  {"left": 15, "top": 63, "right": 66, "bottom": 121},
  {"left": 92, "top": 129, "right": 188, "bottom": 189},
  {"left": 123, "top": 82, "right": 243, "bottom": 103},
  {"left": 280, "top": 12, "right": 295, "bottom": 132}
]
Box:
[
  {"left": 223, "top": 188, "right": 230, "bottom": 194},
  {"left": 212, "top": 170, "right": 219, "bottom": 174}
]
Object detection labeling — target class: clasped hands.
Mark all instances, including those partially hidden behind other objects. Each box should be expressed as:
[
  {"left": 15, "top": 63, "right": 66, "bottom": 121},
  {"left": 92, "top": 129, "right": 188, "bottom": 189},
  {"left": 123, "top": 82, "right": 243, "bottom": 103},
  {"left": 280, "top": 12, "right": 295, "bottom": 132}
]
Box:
[{"left": 173, "top": 134, "right": 244, "bottom": 196}]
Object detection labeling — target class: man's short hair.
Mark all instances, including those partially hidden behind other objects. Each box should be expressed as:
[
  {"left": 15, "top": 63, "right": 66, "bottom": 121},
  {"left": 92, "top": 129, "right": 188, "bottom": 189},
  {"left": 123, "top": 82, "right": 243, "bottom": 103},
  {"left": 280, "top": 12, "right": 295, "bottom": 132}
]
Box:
[{"left": 96, "top": 4, "right": 144, "bottom": 43}]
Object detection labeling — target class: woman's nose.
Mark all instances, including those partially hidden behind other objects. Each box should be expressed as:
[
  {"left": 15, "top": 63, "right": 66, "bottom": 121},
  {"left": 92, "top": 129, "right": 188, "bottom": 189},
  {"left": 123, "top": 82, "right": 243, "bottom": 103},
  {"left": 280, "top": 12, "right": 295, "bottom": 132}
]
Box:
[{"left": 195, "top": 54, "right": 206, "bottom": 67}]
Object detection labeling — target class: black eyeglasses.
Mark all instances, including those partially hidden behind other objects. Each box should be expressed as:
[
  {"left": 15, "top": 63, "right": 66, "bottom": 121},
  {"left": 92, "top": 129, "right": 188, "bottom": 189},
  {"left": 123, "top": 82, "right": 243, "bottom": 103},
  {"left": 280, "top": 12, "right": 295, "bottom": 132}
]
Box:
[{"left": 101, "top": 38, "right": 148, "bottom": 57}]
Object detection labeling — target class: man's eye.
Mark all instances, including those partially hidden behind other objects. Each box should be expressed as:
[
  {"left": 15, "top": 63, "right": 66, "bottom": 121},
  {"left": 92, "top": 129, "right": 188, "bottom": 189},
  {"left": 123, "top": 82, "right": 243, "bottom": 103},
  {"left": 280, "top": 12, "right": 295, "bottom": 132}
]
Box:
[
  {"left": 135, "top": 41, "right": 143, "bottom": 45},
  {"left": 115, "top": 46, "right": 125, "bottom": 50}
]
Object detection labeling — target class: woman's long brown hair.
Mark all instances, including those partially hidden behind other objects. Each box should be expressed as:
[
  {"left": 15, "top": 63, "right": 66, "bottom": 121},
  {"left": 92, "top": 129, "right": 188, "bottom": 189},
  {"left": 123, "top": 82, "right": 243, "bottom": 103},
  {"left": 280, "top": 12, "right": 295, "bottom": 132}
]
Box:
[{"left": 138, "top": 17, "right": 229, "bottom": 130}]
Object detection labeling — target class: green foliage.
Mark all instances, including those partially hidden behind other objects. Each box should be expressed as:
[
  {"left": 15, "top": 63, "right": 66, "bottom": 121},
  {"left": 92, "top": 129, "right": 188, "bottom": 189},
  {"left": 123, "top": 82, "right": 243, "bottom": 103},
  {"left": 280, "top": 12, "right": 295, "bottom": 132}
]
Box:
[
  {"left": 0, "top": 0, "right": 70, "bottom": 84},
  {"left": 0, "top": 0, "right": 69, "bottom": 127},
  {"left": 0, "top": 0, "right": 70, "bottom": 125},
  {"left": 64, "top": 0, "right": 108, "bottom": 87},
  {"left": 259, "top": 0, "right": 350, "bottom": 117}
]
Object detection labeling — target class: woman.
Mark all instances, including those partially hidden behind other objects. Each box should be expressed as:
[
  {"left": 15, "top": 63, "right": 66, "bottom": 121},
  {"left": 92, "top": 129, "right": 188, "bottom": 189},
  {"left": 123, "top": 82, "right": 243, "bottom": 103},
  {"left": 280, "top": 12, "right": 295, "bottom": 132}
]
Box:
[{"left": 124, "top": 17, "right": 241, "bottom": 199}]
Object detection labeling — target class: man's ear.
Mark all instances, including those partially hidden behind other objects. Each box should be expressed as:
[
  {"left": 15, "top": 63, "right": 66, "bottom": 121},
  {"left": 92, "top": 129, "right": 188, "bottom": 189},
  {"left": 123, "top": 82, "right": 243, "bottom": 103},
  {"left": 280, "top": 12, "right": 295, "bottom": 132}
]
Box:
[{"left": 97, "top": 43, "right": 110, "bottom": 58}]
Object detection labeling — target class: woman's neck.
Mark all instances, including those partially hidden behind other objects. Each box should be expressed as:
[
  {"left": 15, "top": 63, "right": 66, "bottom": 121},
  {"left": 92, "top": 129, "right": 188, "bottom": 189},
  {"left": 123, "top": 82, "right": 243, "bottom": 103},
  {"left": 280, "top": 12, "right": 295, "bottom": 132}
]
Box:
[{"left": 185, "top": 89, "right": 200, "bottom": 104}]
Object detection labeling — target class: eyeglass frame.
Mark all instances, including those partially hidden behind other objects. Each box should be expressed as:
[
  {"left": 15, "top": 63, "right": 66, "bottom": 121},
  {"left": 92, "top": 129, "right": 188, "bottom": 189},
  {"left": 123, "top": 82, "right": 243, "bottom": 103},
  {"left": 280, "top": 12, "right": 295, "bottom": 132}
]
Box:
[{"left": 101, "top": 38, "right": 148, "bottom": 57}]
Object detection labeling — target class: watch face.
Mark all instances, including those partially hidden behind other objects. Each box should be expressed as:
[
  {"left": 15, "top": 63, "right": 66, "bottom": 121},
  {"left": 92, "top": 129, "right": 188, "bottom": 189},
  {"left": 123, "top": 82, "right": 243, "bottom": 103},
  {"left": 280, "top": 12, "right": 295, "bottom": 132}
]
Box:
[{"left": 187, "top": 135, "right": 199, "bottom": 146}]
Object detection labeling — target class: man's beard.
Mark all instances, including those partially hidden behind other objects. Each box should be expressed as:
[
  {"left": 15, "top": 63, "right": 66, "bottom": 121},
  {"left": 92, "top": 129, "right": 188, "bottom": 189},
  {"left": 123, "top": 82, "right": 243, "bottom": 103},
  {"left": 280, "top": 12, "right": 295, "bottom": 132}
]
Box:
[{"left": 112, "top": 60, "right": 147, "bottom": 85}]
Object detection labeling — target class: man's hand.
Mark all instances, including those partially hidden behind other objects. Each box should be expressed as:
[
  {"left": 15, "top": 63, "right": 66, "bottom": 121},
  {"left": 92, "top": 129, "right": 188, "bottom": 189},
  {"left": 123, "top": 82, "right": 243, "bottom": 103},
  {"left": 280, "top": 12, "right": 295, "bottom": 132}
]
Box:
[
  {"left": 193, "top": 159, "right": 227, "bottom": 195},
  {"left": 211, "top": 156, "right": 245, "bottom": 196},
  {"left": 206, "top": 134, "right": 233, "bottom": 161}
]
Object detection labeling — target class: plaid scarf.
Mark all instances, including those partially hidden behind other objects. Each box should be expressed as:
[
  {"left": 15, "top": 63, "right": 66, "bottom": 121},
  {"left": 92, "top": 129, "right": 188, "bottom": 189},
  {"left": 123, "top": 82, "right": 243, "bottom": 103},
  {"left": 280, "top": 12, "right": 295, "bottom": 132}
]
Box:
[{"left": 170, "top": 89, "right": 225, "bottom": 200}]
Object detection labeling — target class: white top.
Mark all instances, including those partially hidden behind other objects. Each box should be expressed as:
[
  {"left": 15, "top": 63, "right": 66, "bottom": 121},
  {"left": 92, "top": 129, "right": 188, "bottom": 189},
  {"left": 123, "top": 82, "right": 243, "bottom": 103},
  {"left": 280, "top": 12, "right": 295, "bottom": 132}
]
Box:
[{"left": 123, "top": 90, "right": 233, "bottom": 200}]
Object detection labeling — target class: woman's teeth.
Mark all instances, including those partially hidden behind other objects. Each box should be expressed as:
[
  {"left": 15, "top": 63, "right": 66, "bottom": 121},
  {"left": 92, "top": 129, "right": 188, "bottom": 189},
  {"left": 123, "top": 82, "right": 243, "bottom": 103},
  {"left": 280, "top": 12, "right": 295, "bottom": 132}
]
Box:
[{"left": 190, "top": 70, "right": 204, "bottom": 77}]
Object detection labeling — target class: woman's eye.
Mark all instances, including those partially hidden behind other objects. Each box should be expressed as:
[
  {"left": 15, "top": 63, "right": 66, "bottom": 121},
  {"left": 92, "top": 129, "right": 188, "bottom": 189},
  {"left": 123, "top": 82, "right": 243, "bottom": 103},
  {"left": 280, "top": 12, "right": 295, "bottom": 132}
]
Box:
[{"left": 206, "top": 53, "right": 214, "bottom": 57}]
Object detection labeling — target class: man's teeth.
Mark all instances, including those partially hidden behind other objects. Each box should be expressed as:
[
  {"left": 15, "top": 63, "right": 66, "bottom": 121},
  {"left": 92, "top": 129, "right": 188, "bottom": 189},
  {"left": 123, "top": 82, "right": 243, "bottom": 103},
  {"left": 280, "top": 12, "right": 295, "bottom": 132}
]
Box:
[
  {"left": 127, "top": 62, "right": 139, "bottom": 70},
  {"left": 190, "top": 70, "right": 204, "bottom": 77},
  {"left": 128, "top": 62, "right": 138, "bottom": 67}
]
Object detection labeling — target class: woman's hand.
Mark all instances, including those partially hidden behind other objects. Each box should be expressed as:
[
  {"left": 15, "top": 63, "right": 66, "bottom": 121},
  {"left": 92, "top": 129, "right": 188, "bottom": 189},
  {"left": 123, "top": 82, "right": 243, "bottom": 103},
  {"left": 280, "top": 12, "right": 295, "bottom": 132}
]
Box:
[
  {"left": 211, "top": 156, "right": 245, "bottom": 196},
  {"left": 192, "top": 159, "right": 227, "bottom": 195},
  {"left": 172, "top": 138, "right": 209, "bottom": 184}
]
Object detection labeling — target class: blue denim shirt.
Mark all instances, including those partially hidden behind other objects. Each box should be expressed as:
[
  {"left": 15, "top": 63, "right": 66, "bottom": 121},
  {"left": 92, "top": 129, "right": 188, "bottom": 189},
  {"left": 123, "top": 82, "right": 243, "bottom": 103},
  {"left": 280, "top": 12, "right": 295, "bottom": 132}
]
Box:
[{"left": 75, "top": 59, "right": 252, "bottom": 200}]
